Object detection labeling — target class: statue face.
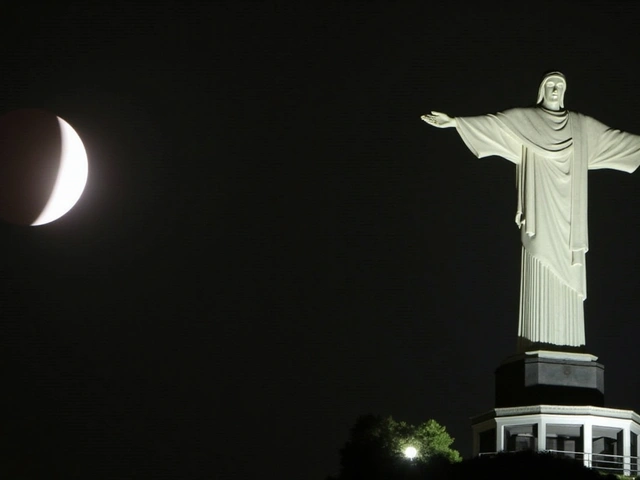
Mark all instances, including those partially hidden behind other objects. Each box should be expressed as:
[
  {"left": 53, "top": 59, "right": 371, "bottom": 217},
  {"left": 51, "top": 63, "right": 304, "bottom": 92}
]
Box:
[{"left": 542, "top": 76, "right": 566, "bottom": 110}]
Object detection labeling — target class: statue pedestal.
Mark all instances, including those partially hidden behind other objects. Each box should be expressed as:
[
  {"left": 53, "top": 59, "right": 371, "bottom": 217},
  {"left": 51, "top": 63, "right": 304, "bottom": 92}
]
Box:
[
  {"left": 471, "top": 350, "right": 640, "bottom": 476},
  {"left": 471, "top": 405, "right": 640, "bottom": 476},
  {"left": 495, "top": 351, "right": 604, "bottom": 408}
]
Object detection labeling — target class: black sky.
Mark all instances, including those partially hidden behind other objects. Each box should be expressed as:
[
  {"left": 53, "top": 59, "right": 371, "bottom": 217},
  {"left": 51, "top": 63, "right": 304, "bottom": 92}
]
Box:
[{"left": 1, "top": 1, "right": 640, "bottom": 478}]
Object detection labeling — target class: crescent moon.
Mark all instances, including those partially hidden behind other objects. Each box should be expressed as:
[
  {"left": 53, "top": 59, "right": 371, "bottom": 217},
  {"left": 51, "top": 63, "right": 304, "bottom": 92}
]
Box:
[{"left": 31, "top": 116, "right": 88, "bottom": 226}]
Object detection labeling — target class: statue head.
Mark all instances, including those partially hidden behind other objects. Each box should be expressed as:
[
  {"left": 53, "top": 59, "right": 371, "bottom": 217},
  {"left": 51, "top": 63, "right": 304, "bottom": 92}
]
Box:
[{"left": 537, "top": 71, "right": 567, "bottom": 110}]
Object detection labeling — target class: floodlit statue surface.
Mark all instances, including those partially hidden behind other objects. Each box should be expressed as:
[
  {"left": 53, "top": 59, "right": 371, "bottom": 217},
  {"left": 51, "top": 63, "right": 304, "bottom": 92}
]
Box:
[{"left": 422, "top": 72, "right": 640, "bottom": 352}]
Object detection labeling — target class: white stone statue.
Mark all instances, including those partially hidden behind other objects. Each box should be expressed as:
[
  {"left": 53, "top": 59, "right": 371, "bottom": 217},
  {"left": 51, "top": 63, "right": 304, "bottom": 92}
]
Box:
[{"left": 422, "top": 72, "right": 640, "bottom": 352}]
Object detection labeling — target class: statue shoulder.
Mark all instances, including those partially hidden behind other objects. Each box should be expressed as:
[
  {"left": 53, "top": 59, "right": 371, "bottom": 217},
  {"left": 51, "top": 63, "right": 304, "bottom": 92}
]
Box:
[
  {"left": 497, "top": 107, "right": 539, "bottom": 122},
  {"left": 501, "top": 107, "right": 534, "bottom": 115},
  {"left": 569, "top": 110, "right": 588, "bottom": 121},
  {"left": 569, "top": 111, "right": 607, "bottom": 129}
]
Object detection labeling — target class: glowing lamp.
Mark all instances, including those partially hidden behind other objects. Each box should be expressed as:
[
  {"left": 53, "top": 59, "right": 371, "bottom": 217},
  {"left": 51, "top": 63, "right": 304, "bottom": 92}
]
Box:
[{"left": 403, "top": 446, "right": 418, "bottom": 459}]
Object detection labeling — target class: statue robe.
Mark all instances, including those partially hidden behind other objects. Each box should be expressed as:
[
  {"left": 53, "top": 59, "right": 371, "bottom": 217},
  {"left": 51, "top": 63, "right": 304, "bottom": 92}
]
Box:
[{"left": 455, "top": 107, "right": 640, "bottom": 352}]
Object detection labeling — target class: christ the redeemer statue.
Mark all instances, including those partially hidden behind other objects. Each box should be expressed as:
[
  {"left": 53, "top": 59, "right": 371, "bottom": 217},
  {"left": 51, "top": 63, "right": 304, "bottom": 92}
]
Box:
[{"left": 422, "top": 72, "right": 640, "bottom": 353}]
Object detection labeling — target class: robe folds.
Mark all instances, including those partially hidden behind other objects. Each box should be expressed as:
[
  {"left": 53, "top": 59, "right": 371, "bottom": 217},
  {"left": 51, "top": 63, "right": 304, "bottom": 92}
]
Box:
[{"left": 455, "top": 107, "right": 640, "bottom": 351}]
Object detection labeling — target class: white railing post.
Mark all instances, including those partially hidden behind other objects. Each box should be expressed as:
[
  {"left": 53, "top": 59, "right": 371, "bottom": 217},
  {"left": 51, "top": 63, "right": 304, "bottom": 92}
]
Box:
[
  {"left": 623, "top": 427, "right": 631, "bottom": 476},
  {"left": 582, "top": 422, "right": 592, "bottom": 469},
  {"left": 496, "top": 424, "right": 504, "bottom": 452},
  {"left": 537, "top": 421, "right": 546, "bottom": 451}
]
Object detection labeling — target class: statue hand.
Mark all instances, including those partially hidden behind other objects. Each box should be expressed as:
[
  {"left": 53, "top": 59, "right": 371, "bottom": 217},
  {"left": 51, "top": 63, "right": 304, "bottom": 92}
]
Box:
[{"left": 421, "top": 111, "right": 456, "bottom": 128}]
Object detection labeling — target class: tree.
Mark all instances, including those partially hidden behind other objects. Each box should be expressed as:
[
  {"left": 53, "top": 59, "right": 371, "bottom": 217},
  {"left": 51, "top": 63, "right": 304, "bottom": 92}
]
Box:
[{"left": 329, "top": 414, "right": 461, "bottom": 480}]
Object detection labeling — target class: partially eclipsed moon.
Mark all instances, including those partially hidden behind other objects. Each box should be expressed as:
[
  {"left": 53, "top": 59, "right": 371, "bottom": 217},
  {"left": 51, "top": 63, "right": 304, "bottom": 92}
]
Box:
[
  {"left": 32, "top": 117, "right": 88, "bottom": 226},
  {"left": 0, "top": 109, "right": 88, "bottom": 226}
]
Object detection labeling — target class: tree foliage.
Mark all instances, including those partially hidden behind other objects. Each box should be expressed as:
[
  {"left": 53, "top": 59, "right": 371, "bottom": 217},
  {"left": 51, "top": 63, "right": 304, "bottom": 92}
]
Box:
[{"left": 329, "top": 414, "right": 461, "bottom": 480}]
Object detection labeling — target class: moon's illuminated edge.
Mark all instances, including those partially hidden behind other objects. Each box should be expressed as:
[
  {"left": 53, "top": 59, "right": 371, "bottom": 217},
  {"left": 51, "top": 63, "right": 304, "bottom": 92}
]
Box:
[{"left": 31, "top": 117, "right": 88, "bottom": 226}]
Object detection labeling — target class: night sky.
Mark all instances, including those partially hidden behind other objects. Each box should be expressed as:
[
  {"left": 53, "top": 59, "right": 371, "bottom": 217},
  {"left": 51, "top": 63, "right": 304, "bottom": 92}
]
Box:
[{"left": 1, "top": 2, "right": 640, "bottom": 478}]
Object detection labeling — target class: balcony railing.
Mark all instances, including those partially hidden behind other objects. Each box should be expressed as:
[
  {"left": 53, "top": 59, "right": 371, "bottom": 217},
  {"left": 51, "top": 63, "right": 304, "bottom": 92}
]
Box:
[{"left": 479, "top": 450, "right": 640, "bottom": 476}]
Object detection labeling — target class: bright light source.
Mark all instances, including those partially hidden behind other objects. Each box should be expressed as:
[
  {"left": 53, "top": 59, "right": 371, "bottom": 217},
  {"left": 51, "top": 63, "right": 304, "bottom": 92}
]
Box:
[
  {"left": 31, "top": 116, "right": 88, "bottom": 226},
  {"left": 403, "top": 446, "right": 418, "bottom": 459}
]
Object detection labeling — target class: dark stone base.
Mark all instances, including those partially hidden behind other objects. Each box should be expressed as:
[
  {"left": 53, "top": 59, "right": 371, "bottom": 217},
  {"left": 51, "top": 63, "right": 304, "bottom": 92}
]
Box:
[{"left": 495, "top": 351, "right": 604, "bottom": 408}]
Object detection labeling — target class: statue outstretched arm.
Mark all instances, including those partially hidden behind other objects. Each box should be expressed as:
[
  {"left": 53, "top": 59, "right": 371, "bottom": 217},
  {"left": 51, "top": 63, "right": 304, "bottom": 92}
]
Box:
[
  {"left": 423, "top": 110, "right": 521, "bottom": 163},
  {"left": 421, "top": 111, "right": 457, "bottom": 128},
  {"left": 587, "top": 125, "right": 640, "bottom": 173}
]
